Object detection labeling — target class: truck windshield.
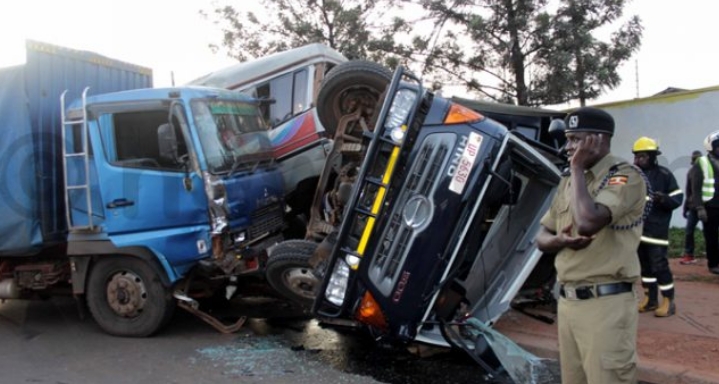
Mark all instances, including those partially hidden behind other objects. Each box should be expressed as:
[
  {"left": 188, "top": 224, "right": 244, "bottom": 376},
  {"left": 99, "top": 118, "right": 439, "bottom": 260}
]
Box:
[{"left": 191, "top": 99, "right": 273, "bottom": 174}]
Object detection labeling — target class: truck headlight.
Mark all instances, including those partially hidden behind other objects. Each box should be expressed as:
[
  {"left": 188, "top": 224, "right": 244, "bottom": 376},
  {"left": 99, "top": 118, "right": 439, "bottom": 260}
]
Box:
[
  {"left": 233, "top": 231, "right": 247, "bottom": 243},
  {"left": 325, "top": 259, "right": 351, "bottom": 306},
  {"left": 204, "top": 171, "right": 228, "bottom": 234},
  {"left": 383, "top": 88, "right": 417, "bottom": 140}
]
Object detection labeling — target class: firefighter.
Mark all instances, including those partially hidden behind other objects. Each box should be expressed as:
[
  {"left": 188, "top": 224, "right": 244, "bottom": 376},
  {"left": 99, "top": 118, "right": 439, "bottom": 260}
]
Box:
[{"left": 632, "top": 137, "right": 683, "bottom": 317}]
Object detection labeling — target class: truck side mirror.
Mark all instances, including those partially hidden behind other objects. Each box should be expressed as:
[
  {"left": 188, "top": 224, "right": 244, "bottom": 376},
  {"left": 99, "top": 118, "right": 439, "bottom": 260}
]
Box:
[{"left": 158, "top": 123, "right": 179, "bottom": 163}]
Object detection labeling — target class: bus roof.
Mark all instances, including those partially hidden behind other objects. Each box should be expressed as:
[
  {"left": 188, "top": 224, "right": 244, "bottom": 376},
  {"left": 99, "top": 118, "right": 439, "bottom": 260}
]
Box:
[{"left": 187, "top": 43, "right": 347, "bottom": 90}]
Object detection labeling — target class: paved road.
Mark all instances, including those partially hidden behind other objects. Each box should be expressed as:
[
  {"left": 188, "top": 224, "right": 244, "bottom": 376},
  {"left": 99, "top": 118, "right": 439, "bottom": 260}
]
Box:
[{"left": 0, "top": 294, "right": 506, "bottom": 384}]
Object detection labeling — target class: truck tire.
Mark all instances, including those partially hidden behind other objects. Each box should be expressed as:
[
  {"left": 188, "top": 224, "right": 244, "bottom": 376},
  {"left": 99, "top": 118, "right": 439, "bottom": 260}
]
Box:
[
  {"left": 86, "top": 257, "right": 175, "bottom": 337},
  {"left": 317, "top": 60, "right": 392, "bottom": 138},
  {"left": 266, "top": 240, "right": 319, "bottom": 307}
]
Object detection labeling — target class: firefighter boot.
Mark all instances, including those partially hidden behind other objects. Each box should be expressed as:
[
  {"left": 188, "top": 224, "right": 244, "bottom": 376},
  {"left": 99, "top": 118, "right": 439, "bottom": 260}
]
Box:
[
  {"left": 638, "top": 288, "right": 658, "bottom": 312},
  {"left": 655, "top": 297, "right": 676, "bottom": 317}
]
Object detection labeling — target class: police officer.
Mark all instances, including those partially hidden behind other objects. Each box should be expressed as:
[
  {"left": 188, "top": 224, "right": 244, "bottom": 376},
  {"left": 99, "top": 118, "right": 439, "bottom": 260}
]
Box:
[
  {"left": 632, "top": 137, "right": 683, "bottom": 317},
  {"left": 688, "top": 131, "right": 719, "bottom": 275},
  {"left": 537, "top": 107, "right": 646, "bottom": 384}
]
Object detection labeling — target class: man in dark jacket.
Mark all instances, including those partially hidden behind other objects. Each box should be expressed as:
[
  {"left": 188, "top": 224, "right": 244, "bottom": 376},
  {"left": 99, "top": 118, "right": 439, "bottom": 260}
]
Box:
[
  {"left": 688, "top": 131, "right": 719, "bottom": 275},
  {"left": 680, "top": 150, "right": 703, "bottom": 264},
  {"left": 633, "top": 137, "right": 683, "bottom": 317}
]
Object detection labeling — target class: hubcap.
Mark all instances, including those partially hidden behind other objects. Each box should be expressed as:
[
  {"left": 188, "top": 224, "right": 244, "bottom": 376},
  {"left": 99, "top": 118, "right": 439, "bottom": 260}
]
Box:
[
  {"left": 284, "top": 267, "right": 318, "bottom": 300},
  {"left": 106, "top": 271, "right": 147, "bottom": 317}
]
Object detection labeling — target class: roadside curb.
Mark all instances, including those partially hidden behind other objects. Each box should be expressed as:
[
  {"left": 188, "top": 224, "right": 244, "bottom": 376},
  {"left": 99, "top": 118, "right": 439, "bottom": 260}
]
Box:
[{"left": 638, "top": 358, "right": 719, "bottom": 384}]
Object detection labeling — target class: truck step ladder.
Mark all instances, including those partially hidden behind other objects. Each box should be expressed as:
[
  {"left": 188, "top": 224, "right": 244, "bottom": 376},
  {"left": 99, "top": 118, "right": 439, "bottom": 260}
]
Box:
[
  {"left": 333, "top": 67, "right": 425, "bottom": 259},
  {"left": 61, "top": 88, "right": 96, "bottom": 231}
]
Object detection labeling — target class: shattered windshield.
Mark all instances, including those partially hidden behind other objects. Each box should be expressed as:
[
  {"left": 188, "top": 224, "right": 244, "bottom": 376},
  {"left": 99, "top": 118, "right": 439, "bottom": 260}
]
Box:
[{"left": 191, "top": 99, "right": 273, "bottom": 174}]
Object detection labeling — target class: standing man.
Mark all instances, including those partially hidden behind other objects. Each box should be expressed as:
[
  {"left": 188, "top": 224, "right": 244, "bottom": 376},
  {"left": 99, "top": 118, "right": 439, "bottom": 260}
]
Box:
[
  {"left": 688, "top": 131, "right": 719, "bottom": 275},
  {"left": 632, "top": 137, "right": 683, "bottom": 317},
  {"left": 680, "top": 150, "right": 703, "bottom": 265},
  {"left": 536, "top": 107, "right": 646, "bottom": 384}
]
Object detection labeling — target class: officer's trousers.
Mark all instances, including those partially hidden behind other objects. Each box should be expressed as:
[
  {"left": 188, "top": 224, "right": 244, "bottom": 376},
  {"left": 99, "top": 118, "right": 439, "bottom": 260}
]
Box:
[
  {"left": 684, "top": 209, "right": 700, "bottom": 255},
  {"left": 558, "top": 289, "right": 638, "bottom": 384}
]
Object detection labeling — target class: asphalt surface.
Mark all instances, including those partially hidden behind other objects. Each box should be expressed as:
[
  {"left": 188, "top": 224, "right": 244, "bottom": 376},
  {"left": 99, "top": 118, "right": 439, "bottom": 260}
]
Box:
[{"left": 0, "top": 292, "right": 519, "bottom": 384}]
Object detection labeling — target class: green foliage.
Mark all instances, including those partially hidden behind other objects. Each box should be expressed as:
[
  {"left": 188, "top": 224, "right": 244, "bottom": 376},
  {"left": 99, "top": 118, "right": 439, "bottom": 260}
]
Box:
[
  {"left": 536, "top": 0, "right": 643, "bottom": 106},
  {"left": 410, "top": 0, "right": 554, "bottom": 106},
  {"left": 201, "top": 0, "right": 383, "bottom": 62},
  {"left": 202, "top": 0, "right": 642, "bottom": 106},
  {"left": 668, "top": 227, "right": 705, "bottom": 258}
]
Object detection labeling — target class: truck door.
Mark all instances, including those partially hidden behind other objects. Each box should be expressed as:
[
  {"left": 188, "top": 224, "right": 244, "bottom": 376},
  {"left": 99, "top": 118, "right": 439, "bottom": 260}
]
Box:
[{"left": 91, "top": 101, "right": 209, "bottom": 265}]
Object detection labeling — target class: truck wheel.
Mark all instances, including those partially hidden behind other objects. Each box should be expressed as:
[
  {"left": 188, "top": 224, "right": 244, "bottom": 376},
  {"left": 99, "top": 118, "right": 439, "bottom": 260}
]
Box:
[
  {"left": 317, "top": 60, "right": 392, "bottom": 138},
  {"left": 86, "top": 257, "right": 175, "bottom": 337},
  {"left": 266, "top": 240, "right": 319, "bottom": 307}
]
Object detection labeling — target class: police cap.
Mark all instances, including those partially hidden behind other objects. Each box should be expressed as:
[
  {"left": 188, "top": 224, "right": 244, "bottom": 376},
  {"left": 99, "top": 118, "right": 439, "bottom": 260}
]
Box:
[{"left": 564, "top": 107, "right": 615, "bottom": 136}]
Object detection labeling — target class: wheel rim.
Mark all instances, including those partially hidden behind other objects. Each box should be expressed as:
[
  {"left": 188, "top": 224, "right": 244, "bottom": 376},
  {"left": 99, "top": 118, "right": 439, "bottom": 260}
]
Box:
[
  {"left": 334, "top": 87, "right": 382, "bottom": 127},
  {"left": 282, "top": 267, "right": 319, "bottom": 300},
  {"left": 106, "top": 271, "right": 148, "bottom": 318}
]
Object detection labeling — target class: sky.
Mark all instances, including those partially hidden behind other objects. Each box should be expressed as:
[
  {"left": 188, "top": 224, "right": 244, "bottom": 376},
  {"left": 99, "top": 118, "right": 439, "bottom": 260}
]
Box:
[{"left": 0, "top": 0, "right": 717, "bottom": 105}]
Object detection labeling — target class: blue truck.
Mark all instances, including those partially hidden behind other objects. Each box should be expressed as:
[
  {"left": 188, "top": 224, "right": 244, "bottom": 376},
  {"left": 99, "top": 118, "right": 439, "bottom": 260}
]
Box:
[{"left": 0, "top": 41, "right": 286, "bottom": 337}]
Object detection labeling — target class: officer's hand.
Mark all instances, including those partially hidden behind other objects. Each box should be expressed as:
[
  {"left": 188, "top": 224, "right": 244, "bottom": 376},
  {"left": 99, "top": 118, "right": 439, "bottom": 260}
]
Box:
[
  {"left": 558, "top": 224, "right": 594, "bottom": 250},
  {"left": 697, "top": 207, "right": 708, "bottom": 223},
  {"left": 570, "top": 134, "right": 604, "bottom": 171},
  {"left": 683, "top": 209, "right": 688, "bottom": 219}
]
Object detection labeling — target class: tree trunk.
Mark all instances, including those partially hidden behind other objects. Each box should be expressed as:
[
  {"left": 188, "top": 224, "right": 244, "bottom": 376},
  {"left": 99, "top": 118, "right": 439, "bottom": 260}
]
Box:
[{"left": 506, "top": 0, "right": 528, "bottom": 105}]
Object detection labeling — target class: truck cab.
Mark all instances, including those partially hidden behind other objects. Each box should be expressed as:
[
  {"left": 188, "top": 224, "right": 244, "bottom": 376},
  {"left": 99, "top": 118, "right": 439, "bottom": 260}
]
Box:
[
  {"left": 261, "top": 61, "right": 567, "bottom": 372},
  {"left": 0, "top": 41, "right": 288, "bottom": 337},
  {"left": 60, "top": 86, "right": 286, "bottom": 336},
  {"left": 188, "top": 44, "right": 347, "bottom": 228}
]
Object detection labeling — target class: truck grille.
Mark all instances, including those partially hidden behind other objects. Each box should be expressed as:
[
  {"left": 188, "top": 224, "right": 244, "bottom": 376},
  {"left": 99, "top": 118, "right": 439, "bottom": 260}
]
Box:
[
  {"left": 370, "top": 133, "right": 455, "bottom": 295},
  {"left": 250, "top": 202, "right": 284, "bottom": 239}
]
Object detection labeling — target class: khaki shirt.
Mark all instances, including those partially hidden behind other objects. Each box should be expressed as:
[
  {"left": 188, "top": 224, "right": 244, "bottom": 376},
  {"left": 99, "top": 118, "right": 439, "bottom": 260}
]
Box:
[{"left": 540, "top": 154, "right": 646, "bottom": 285}]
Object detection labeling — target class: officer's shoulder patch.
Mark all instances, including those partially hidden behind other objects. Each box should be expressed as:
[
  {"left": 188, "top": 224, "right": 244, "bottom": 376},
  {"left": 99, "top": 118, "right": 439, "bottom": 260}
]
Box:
[{"left": 608, "top": 175, "right": 629, "bottom": 185}]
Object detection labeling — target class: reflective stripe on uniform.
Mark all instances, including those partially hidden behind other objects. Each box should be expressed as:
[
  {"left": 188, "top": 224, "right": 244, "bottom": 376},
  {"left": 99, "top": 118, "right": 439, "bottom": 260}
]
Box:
[
  {"left": 698, "top": 156, "right": 715, "bottom": 202},
  {"left": 659, "top": 283, "right": 674, "bottom": 291},
  {"left": 669, "top": 189, "right": 683, "bottom": 197},
  {"left": 640, "top": 236, "right": 670, "bottom": 246},
  {"left": 642, "top": 277, "right": 657, "bottom": 283}
]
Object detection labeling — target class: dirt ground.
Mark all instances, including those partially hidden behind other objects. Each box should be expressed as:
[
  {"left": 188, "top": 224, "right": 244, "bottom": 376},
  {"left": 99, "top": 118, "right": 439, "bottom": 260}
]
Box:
[
  {"left": 636, "top": 258, "right": 719, "bottom": 374},
  {"left": 495, "top": 257, "right": 719, "bottom": 382}
]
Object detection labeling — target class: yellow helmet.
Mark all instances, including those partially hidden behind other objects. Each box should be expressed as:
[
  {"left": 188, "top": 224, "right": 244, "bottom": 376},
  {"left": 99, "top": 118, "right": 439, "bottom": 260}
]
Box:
[{"left": 632, "top": 136, "right": 659, "bottom": 153}]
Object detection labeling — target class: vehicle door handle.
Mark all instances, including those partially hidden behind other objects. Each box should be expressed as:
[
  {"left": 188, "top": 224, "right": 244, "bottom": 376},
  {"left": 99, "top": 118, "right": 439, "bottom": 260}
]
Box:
[{"left": 107, "top": 198, "right": 135, "bottom": 208}]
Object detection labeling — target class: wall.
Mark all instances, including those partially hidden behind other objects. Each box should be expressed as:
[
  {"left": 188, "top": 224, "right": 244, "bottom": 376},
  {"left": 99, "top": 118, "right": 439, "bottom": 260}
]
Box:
[{"left": 595, "top": 87, "right": 719, "bottom": 228}]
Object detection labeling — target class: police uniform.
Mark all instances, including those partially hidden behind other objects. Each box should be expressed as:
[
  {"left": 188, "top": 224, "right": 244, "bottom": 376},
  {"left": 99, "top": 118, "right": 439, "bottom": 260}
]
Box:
[{"left": 540, "top": 107, "right": 646, "bottom": 384}]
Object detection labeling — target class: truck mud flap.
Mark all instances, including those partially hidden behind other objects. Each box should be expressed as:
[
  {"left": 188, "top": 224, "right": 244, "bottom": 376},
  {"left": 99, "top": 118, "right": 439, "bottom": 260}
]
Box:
[
  {"left": 445, "top": 318, "right": 557, "bottom": 384},
  {"left": 174, "top": 291, "right": 247, "bottom": 334}
]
